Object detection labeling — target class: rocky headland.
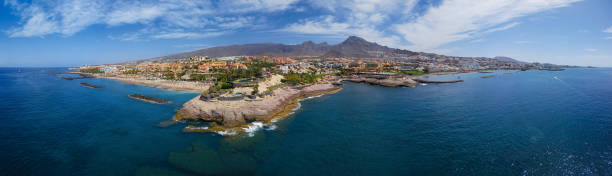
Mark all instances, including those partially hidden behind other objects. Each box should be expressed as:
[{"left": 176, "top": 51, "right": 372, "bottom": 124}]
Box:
[
  {"left": 173, "top": 83, "right": 342, "bottom": 134},
  {"left": 342, "top": 76, "right": 419, "bottom": 87}
]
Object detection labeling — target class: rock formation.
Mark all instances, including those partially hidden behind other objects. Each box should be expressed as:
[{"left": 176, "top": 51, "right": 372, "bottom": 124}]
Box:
[{"left": 174, "top": 83, "right": 341, "bottom": 128}]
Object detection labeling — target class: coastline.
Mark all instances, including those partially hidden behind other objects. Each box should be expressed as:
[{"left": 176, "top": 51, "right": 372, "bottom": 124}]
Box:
[
  {"left": 79, "top": 70, "right": 509, "bottom": 136},
  {"left": 81, "top": 73, "right": 209, "bottom": 92},
  {"left": 176, "top": 83, "right": 343, "bottom": 135}
]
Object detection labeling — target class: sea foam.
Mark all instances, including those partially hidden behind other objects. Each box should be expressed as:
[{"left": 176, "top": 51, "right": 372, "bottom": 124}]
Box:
[{"left": 242, "top": 122, "right": 264, "bottom": 137}]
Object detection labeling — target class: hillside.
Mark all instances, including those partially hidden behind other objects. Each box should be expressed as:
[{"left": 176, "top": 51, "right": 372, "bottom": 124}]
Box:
[{"left": 142, "top": 36, "right": 418, "bottom": 62}]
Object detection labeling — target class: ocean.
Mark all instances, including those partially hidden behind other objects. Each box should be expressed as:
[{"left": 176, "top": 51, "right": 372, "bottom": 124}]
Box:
[{"left": 0, "top": 68, "right": 611, "bottom": 175}]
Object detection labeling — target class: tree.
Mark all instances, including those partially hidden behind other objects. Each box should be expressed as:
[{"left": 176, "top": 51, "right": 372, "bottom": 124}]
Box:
[
  {"left": 207, "top": 84, "right": 217, "bottom": 94},
  {"left": 251, "top": 84, "right": 259, "bottom": 95}
]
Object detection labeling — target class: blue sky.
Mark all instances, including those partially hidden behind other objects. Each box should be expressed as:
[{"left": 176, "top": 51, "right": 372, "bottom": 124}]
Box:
[{"left": 0, "top": 0, "right": 611, "bottom": 67}]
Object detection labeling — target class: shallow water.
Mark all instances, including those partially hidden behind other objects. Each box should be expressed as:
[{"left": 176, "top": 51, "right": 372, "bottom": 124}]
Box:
[{"left": 1, "top": 68, "right": 611, "bottom": 175}]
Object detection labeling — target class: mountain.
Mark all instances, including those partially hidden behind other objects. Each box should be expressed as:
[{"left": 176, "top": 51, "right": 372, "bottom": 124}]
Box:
[
  {"left": 493, "top": 56, "right": 526, "bottom": 64},
  {"left": 137, "top": 36, "right": 530, "bottom": 65},
  {"left": 143, "top": 36, "right": 418, "bottom": 62}
]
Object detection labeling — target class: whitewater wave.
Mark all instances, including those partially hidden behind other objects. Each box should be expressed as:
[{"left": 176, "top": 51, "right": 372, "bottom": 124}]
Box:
[
  {"left": 216, "top": 130, "right": 237, "bottom": 136},
  {"left": 304, "top": 94, "right": 324, "bottom": 99},
  {"left": 222, "top": 93, "right": 322, "bottom": 137},
  {"left": 191, "top": 126, "right": 209, "bottom": 130},
  {"left": 265, "top": 125, "right": 277, "bottom": 131},
  {"left": 242, "top": 122, "right": 264, "bottom": 137}
]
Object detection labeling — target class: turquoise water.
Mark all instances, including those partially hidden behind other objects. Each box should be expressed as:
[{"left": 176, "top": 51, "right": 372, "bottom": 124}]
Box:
[{"left": 1, "top": 68, "right": 611, "bottom": 175}]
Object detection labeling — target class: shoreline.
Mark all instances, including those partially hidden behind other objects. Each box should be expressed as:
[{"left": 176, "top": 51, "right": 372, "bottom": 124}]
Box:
[
  {"left": 175, "top": 83, "right": 343, "bottom": 135},
  {"left": 79, "top": 70, "right": 515, "bottom": 136},
  {"left": 81, "top": 73, "right": 209, "bottom": 92}
]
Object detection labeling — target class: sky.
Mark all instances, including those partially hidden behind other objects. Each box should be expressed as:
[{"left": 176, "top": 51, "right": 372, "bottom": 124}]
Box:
[{"left": 0, "top": 0, "right": 611, "bottom": 67}]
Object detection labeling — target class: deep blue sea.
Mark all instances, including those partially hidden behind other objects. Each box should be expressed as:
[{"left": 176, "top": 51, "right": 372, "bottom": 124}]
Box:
[{"left": 1, "top": 68, "right": 611, "bottom": 175}]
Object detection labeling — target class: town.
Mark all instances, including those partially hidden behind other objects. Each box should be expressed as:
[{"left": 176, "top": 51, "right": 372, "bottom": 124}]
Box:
[{"left": 75, "top": 54, "right": 567, "bottom": 90}]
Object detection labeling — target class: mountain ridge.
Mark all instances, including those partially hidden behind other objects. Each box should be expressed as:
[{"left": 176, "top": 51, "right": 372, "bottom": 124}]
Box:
[
  {"left": 140, "top": 36, "right": 420, "bottom": 62},
  {"left": 139, "top": 36, "right": 525, "bottom": 64}
]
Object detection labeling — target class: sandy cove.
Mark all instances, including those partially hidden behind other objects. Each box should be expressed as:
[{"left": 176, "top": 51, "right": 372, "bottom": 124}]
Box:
[
  {"left": 175, "top": 83, "right": 342, "bottom": 134},
  {"left": 89, "top": 74, "right": 209, "bottom": 92}
]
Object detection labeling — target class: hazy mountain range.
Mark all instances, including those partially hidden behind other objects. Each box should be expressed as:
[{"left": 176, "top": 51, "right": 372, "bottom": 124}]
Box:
[{"left": 139, "top": 36, "right": 523, "bottom": 64}]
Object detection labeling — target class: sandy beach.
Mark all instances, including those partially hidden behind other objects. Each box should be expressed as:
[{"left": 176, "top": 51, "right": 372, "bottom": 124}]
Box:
[{"left": 93, "top": 74, "right": 210, "bottom": 92}]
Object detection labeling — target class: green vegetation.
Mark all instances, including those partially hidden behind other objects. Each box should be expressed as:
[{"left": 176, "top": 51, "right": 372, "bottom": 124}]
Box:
[
  {"left": 251, "top": 84, "right": 259, "bottom": 95},
  {"left": 80, "top": 68, "right": 104, "bottom": 73},
  {"left": 163, "top": 72, "right": 175, "bottom": 80},
  {"left": 123, "top": 70, "right": 140, "bottom": 74},
  {"left": 281, "top": 72, "right": 317, "bottom": 84},
  {"left": 401, "top": 70, "right": 425, "bottom": 75},
  {"left": 336, "top": 68, "right": 354, "bottom": 76},
  {"left": 216, "top": 81, "right": 233, "bottom": 90},
  {"left": 264, "top": 84, "right": 281, "bottom": 93},
  {"left": 211, "top": 62, "right": 275, "bottom": 82},
  {"left": 162, "top": 71, "right": 186, "bottom": 80},
  {"left": 204, "top": 84, "right": 217, "bottom": 95},
  {"left": 205, "top": 62, "right": 277, "bottom": 93},
  {"left": 176, "top": 72, "right": 186, "bottom": 79},
  {"left": 190, "top": 74, "right": 207, "bottom": 81}
]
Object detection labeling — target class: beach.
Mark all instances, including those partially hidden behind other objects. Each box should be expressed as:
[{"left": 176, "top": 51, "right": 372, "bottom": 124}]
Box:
[{"left": 91, "top": 74, "right": 210, "bottom": 92}]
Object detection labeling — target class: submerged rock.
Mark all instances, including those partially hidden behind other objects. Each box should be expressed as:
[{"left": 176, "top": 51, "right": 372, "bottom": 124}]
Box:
[
  {"left": 156, "top": 119, "right": 179, "bottom": 128},
  {"left": 133, "top": 166, "right": 192, "bottom": 176},
  {"left": 168, "top": 142, "right": 256, "bottom": 175}
]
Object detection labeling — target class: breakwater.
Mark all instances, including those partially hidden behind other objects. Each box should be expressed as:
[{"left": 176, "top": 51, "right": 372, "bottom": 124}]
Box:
[
  {"left": 128, "top": 94, "right": 171, "bottom": 104},
  {"left": 342, "top": 77, "right": 418, "bottom": 87},
  {"left": 413, "top": 79, "right": 464, "bottom": 84},
  {"left": 80, "top": 82, "right": 104, "bottom": 88},
  {"left": 481, "top": 75, "right": 496, "bottom": 79}
]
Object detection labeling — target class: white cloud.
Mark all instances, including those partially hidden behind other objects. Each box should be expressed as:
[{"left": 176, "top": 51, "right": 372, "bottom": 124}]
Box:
[
  {"left": 285, "top": 0, "right": 579, "bottom": 52},
  {"left": 152, "top": 32, "right": 226, "bottom": 39},
  {"left": 394, "top": 0, "right": 581, "bottom": 51},
  {"left": 5, "top": 0, "right": 583, "bottom": 49},
  {"left": 5, "top": 0, "right": 297, "bottom": 39},
  {"left": 285, "top": 0, "right": 418, "bottom": 48},
  {"left": 284, "top": 16, "right": 350, "bottom": 35},
  {"left": 605, "top": 37, "right": 612, "bottom": 40},
  {"left": 8, "top": 5, "right": 59, "bottom": 37},
  {"left": 585, "top": 48, "right": 597, "bottom": 52},
  {"left": 485, "top": 22, "right": 520, "bottom": 33},
  {"left": 604, "top": 26, "right": 612, "bottom": 33},
  {"left": 219, "top": 0, "right": 300, "bottom": 13}
]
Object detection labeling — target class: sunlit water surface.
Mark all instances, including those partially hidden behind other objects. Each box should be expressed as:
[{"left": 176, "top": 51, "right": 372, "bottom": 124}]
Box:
[{"left": 1, "top": 68, "right": 611, "bottom": 175}]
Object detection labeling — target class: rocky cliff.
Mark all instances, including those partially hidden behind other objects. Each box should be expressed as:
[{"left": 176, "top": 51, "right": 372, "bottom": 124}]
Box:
[{"left": 174, "top": 83, "right": 341, "bottom": 128}]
